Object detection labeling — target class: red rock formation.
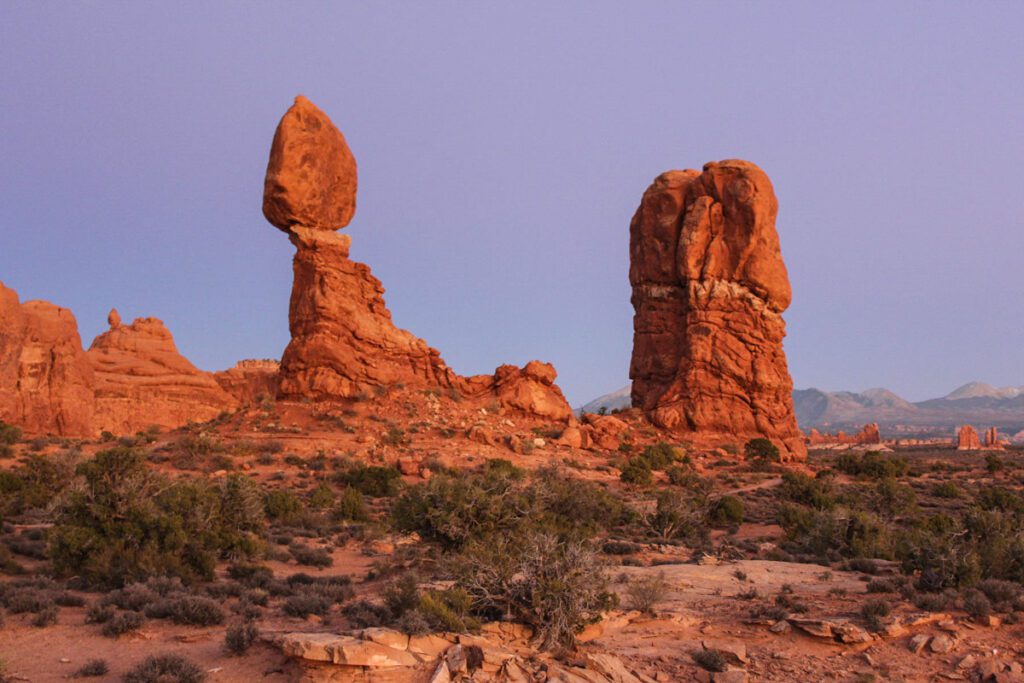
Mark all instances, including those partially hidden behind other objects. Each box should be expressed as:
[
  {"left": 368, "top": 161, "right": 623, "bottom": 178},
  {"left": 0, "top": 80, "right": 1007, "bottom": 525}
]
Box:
[
  {"left": 956, "top": 424, "right": 980, "bottom": 450},
  {"left": 806, "top": 423, "right": 881, "bottom": 447},
  {"left": 263, "top": 95, "right": 357, "bottom": 233},
  {"left": 265, "top": 96, "right": 573, "bottom": 422},
  {"left": 87, "top": 316, "right": 237, "bottom": 434},
  {"left": 214, "top": 359, "right": 280, "bottom": 405},
  {"left": 0, "top": 282, "right": 95, "bottom": 436},
  {"left": 983, "top": 426, "right": 1003, "bottom": 450},
  {"left": 629, "top": 161, "right": 805, "bottom": 460}
]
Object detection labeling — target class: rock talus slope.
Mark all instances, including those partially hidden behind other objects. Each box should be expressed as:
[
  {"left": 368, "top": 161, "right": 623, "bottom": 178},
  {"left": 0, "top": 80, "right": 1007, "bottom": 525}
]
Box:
[{"left": 629, "top": 160, "right": 805, "bottom": 459}]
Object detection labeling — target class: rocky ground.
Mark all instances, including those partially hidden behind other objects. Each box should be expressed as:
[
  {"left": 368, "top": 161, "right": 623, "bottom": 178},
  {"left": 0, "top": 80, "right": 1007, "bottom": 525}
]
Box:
[{"left": 2, "top": 396, "right": 1024, "bottom": 682}]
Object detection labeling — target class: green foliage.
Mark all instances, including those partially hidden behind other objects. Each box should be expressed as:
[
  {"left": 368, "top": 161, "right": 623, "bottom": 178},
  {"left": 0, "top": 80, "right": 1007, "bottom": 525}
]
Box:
[
  {"left": 448, "top": 529, "right": 617, "bottom": 650},
  {"left": 0, "top": 421, "right": 21, "bottom": 445},
  {"left": 225, "top": 619, "right": 259, "bottom": 654},
  {"left": 986, "top": 453, "right": 1005, "bottom": 474},
  {"left": 708, "top": 495, "right": 744, "bottom": 528},
  {"left": 779, "top": 471, "right": 835, "bottom": 510},
  {"left": 308, "top": 483, "right": 335, "bottom": 509},
  {"left": 333, "top": 487, "right": 369, "bottom": 522},
  {"left": 123, "top": 654, "right": 205, "bottom": 683},
  {"left": 647, "top": 490, "right": 708, "bottom": 545},
  {"left": 777, "top": 503, "right": 894, "bottom": 561},
  {"left": 49, "top": 447, "right": 264, "bottom": 587},
  {"left": 619, "top": 458, "right": 653, "bottom": 486},
  {"left": 744, "top": 438, "right": 780, "bottom": 463},
  {"left": 931, "top": 481, "right": 962, "bottom": 499},
  {"left": 639, "top": 442, "right": 679, "bottom": 470},
  {"left": 336, "top": 464, "right": 403, "bottom": 497},
  {"left": 264, "top": 489, "right": 304, "bottom": 524},
  {"left": 835, "top": 451, "right": 908, "bottom": 479},
  {"left": 392, "top": 466, "right": 628, "bottom": 551},
  {"left": 861, "top": 598, "right": 891, "bottom": 631}
]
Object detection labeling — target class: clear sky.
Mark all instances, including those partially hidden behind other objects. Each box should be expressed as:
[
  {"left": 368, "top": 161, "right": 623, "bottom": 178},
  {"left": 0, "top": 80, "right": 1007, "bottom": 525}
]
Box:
[{"left": 2, "top": 2, "right": 1022, "bottom": 406}]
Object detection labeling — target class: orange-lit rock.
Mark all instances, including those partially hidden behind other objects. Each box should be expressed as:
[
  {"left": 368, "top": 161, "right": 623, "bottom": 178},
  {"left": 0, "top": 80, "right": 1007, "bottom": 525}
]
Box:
[
  {"left": 629, "top": 161, "right": 805, "bottom": 460},
  {"left": 263, "top": 95, "right": 357, "bottom": 233},
  {"left": 214, "top": 359, "right": 280, "bottom": 405},
  {"left": 956, "top": 424, "right": 980, "bottom": 450},
  {"left": 88, "top": 316, "right": 237, "bottom": 434},
  {"left": 265, "top": 96, "right": 572, "bottom": 422},
  {"left": 0, "top": 282, "right": 95, "bottom": 436}
]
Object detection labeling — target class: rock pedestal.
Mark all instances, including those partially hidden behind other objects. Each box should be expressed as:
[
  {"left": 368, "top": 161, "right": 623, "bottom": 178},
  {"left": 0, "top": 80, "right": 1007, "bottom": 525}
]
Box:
[
  {"left": 629, "top": 160, "right": 805, "bottom": 459},
  {"left": 956, "top": 425, "right": 980, "bottom": 450}
]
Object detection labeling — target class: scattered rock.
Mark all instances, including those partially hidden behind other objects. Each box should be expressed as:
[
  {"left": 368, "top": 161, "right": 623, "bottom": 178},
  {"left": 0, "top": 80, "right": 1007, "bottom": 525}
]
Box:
[
  {"left": 929, "top": 633, "right": 956, "bottom": 654},
  {"left": 908, "top": 634, "right": 930, "bottom": 654}
]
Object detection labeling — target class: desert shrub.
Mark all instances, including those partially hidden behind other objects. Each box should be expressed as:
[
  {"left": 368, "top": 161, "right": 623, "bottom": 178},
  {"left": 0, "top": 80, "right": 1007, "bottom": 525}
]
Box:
[
  {"left": 289, "top": 542, "right": 333, "bottom": 568},
  {"left": 777, "top": 504, "right": 894, "bottom": 561},
  {"left": 382, "top": 574, "right": 420, "bottom": 617},
  {"left": 86, "top": 602, "right": 115, "bottom": 623},
  {"left": 283, "top": 593, "right": 332, "bottom": 618},
  {"left": 101, "top": 610, "right": 145, "bottom": 637},
  {"left": 123, "top": 654, "right": 205, "bottom": 683},
  {"left": 447, "top": 529, "right": 616, "bottom": 650},
  {"left": 691, "top": 648, "right": 728, "bottom": 672},
  {"left": 619, "top": 458, "right": 653, "bottom": 486},
  {"left": 708, "top": 496, "right": 744, "bottom": 528},
  {"left": 0, "top": 451, "right": 80, "bottom": 516},
  {"left": 931, "top": 481, "right": 962, "bottom": 499},
  {"left": 415, "top": 588, "right": 480, "bottom": 633},
  {"left": 342, "top": 599, "right": 391, "bottom": 627},
  {"left": 54, "top": 591, "right": 86, "bottom": 607},
  {"left": 744, "top": 438, "right": 779, "bottom": 464},
  {"left": 0, "top": 421, "right": 22, "bottom": 445},
  {"left": 160, "top": 595, "right": 225, "bottom": 626},
  {"left": 625, "top": 572, "right": 668, "bottom": 614},
  {"left": 308, "top": 483, "right": 335, "bottom": 509},
  {"left": 264, "top": 490, "right": 304, "bottom": 524},
  {"left": 976, "top": 579, "right": 1023, "bottom": 612},
  {"left": 50, "top": 448, "right": 254, "bottom": 587},
  {"left": 639, "top": 442, "right": 679, "bottom": 470},
  {"left": 484, "top": 458, "right": 524, "bottom": 479},
  {"left": 873, "top": 478, "right": 917, "bottom": 518},
  {"left": 835, "top": 451, "right": 908, "bottom": 479},
  {"left": 602, "top": 540, "right": 641, "bottom": 555},
  {"left": 225, "top": 619, "right": 259, "bottom": 654},
  {"left": 861, "top": 598, "right": 891, "bottom": 631},
  {"left": 779, "top": 472, "right": 835, "bottom": 510},
  {"left": 986, "top": 453, "right": 1005, "bottom": 474},
  {"left": 962, "top": 588, "right": 992, "bottom": 621},
  {"left": 73, "top": 659, "right": 109, "bottom": 677},
  {"left": 392, "top": 468, "right": 529, "bottom": 550},
  {"left": 866, "top": 578, "right": 898, "bottom": 593},
  {"left": 912, "top": 589, "right": 958, "bottom": 612},
  {"left": 31, "top": 603, "right": 58, "bottom": 627},
  {"left": 336, "top": 464, "right": 402, "bottom": 497},
  {"left": 647, "top": 490, "right": 708, "bottom": 545},
  {"left": 332, "top": 487, "right": 369, "bottom": 522}
]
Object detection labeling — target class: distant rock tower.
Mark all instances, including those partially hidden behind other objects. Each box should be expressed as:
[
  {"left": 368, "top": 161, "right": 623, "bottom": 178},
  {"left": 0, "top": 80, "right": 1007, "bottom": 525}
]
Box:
[
  {"left": 629, "top": 160, "right": 805, "bottom": 460},
  {"left": 956, "top": 425, "right": 980, "bottom": 450},
  {"left": 983, "top": 427, "right": 1003, "bottom": 450}
]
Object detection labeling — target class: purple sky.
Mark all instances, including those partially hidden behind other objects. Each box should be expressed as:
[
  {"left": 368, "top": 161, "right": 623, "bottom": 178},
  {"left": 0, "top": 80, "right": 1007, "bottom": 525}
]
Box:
[{"left": 2, "top": 3, "right": 1022, "bottom": 406}]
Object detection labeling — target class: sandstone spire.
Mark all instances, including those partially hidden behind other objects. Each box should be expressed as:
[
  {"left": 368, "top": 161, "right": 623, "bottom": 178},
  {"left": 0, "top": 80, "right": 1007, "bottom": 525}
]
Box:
[{"left": 629, "top": 160, "right": 805, "bottom": 459}]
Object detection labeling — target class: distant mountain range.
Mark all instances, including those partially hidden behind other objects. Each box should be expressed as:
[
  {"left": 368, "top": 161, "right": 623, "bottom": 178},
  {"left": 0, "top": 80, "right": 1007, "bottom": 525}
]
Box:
[{"left": 578, "top": 381, "right": 1024, "bottom": 439}]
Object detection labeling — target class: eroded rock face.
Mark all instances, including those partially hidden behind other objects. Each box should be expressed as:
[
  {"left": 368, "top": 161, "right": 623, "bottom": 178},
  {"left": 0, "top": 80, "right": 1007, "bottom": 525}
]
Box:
[
  {"left": 0, "top": 282, "right": 95, "bottom": 436},
  {"left": 629, "top": 160, "right": 805, "bottom": 459},
  {"left": 263, "top": 95, "right": 357, "bottom": 233},
  {"left": 88, "top": 316, "right": 237, "bottom": 434},
  {"left": 214, "top": 359, "right": 280, "bottom": 405},
  {"left": 277, "top": 227, "right": 462, "bottom": 399},
  {"left": 956, "top": 424, "right": 980, "bottom": 450},
  {"left": 266, "top": 96, "right": 572, "bottom": 421}
]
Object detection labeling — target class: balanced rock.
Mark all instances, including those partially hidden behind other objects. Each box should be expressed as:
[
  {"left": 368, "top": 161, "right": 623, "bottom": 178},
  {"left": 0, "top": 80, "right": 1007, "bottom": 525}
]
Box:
[
  {"left": 88, "top": 316, "right": 237, "bottom": 434},
  {"left": 0, "top": 282, "right": 95, "bottom": 436},
  {"left": 265, "top": 96, "right": 573, "bottom": 422},
  {"left": 263, "top": 95, "right": 357, "bottom": 232},
  {"left": 629, "top": 160, "right": 805, "bottom": 459},
  {"left": 957, "top": 424, "right": 980, "bottom": 450}
]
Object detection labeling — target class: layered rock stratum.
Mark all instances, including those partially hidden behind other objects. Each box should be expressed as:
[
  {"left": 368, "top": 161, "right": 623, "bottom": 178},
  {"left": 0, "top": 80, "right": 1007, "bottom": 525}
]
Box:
[
  {"left": 629, "top": 160, "right": 805, "bottom": 459},
  {"left": 87, "top": 314, "right": 238, "bottom": 434}
]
